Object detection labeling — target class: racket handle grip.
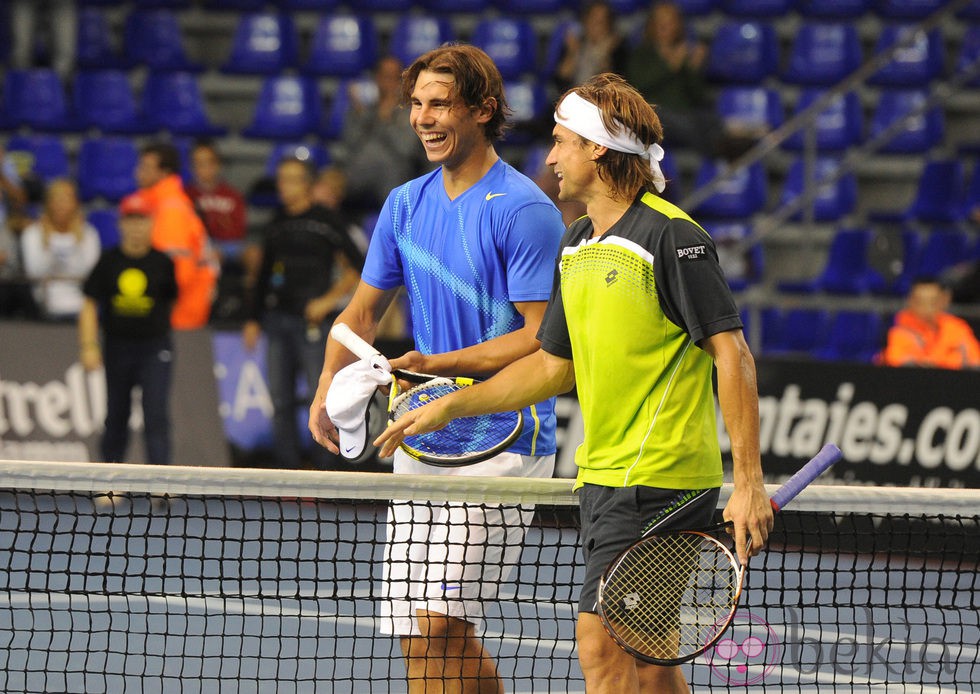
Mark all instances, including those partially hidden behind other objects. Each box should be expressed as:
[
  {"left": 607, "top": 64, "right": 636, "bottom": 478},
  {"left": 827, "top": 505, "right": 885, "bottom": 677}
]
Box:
[
  {"left": 770, "top": 443, "right": 843, "bottom": 512},
  {"left": 330, "top": 323, "right": 391, "bottom": 371}
]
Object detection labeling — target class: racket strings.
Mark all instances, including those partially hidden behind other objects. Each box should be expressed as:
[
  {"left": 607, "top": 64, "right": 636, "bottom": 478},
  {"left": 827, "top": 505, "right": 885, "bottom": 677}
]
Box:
[{"left": 600, "top": 533, "right": 740, "bottom": 661}]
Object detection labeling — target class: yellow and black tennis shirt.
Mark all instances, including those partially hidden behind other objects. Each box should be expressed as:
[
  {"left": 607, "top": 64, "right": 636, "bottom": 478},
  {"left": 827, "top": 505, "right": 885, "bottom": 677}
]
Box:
[{"left": 538, "top": 191, "right": 742, "bottom": 491}]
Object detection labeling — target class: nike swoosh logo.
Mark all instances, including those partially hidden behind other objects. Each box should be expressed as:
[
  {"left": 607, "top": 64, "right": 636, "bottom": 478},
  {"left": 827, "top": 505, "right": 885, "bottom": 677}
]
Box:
[
  {"left": 345, "top": 445, "right": 356, "bottom": 454},
  {"left": 485, "top": 192, "right": 507, "bottom": 201},
  {"left": 440, "top": 583, "right": 462, "bottom": 591}
]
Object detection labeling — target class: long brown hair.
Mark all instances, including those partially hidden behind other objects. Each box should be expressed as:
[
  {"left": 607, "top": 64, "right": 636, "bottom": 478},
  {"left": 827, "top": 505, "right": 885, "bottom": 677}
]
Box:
[
  {"left": 401, "top": 43, "right": 511, "bottom": 142},
  {"left": 556, "top": 73, "right": 664, "bottom": 201}
]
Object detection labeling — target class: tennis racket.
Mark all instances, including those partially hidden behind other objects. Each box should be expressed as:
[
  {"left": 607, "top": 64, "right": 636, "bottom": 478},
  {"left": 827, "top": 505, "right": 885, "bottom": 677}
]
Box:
[
  {"left": 330, "top": 323, "right": 524, "bottom": 466},
  {"left": 596, "top": 443, "right": 843, "bottom": 666}
]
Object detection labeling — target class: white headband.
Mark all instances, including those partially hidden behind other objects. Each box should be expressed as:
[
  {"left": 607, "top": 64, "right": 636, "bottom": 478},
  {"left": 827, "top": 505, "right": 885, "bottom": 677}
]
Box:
[{"left": 554, "top": 91, "right": 666, "bottom": 193}]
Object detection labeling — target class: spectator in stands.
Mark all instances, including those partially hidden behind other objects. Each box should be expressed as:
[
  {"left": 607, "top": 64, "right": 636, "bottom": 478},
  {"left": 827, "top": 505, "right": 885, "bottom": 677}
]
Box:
[
  {"left": 135, "top": 142, "right": 219, "bottom": 331},
  {"left": 185, "top": 140, "right": 248, "bottom": 258},
  {"left": 20, "top": 178, "right": 101, "bottom": 321},
  {"left": 79, "top": 192, "right": 178, "bottom": 466},
  {"left": 0, "top": 143, "right": 28, "bottom": 236},
  {"left": 625, "top": 1, "right": 724, "bottom": 156},
  {"left": 243, "top": 157, "right": 363, "bottom": 470},
  {"left": 553, "top": 1, "right": 629, "bottom": 94},
  {"left": 0, "top": 143, "right": 32, "bottom": 317},
  {"left": 335, "top": 55, "right": 429, "bottom": 217},
  {"left": 878, "top": 277, "right": 980, "bottom": 369},
  {"left": 10, "top": 0, "right": 77, "bottom": 78}
]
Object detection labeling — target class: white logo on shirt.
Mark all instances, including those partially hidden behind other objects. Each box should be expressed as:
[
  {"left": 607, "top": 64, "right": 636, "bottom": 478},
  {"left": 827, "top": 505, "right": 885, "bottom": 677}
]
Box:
[{"left": 485, "top": 192, "right": 507, "bottom": 201}]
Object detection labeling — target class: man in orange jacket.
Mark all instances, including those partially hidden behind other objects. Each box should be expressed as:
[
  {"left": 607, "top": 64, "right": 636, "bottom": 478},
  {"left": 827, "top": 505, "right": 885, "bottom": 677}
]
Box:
[
  {"left": 879, "top": 277, "right": 980, "bottom": 369},
  {"left": 135, "top": 142, "right": 218, "bottom": 330}
]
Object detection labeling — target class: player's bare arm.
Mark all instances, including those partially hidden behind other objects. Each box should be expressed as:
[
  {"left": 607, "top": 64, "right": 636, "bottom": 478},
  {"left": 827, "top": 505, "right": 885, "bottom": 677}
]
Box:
[
  {"left": 308, "top": 281, "right": 399, "bottom": 451},
  {"left": 701, "top": 329, "right": 773, "bottom": 563},
  {"left": 375, "top": 348, "right": 575, "bottom": 458}
]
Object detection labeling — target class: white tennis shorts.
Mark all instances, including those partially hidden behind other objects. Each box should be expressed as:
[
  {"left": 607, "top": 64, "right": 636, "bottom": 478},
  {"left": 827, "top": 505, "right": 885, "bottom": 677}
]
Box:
[{"left": 379, "top": 449, "right": 556, "bottom": 636}]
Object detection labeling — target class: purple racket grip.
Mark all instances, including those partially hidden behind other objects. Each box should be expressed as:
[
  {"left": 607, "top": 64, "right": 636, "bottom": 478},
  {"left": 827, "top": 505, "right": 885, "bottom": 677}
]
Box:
[{"left": 769, "top": 443, "right": 843, "bottom": 512}]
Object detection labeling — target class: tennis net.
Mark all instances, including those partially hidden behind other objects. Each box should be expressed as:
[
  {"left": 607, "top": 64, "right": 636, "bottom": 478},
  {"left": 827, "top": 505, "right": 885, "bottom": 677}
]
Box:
[{"left": 0, "top": 459, "right": 976, "bottom": 693}]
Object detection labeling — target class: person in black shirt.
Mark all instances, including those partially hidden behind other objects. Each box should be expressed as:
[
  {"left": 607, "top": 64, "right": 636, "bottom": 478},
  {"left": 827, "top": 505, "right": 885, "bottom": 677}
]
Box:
[
  {"left": 243, "top": 157, "right": 363, "bottom": 469},
  {"left": 79, "top": 192, "right": 178, "bottom": 466}
]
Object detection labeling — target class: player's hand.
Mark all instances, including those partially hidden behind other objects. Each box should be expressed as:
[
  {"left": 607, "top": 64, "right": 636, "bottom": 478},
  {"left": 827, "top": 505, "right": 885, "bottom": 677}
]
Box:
[
  {"left": 373, "top": 399, "right": 451, "bottom": 459},
  {"left": 308, "top": 386, "right": 340, "bottom": 454},
  {"left": 722, "top": 482, "right": 773, "bottom": 565},
  {"left": 388, "top": 350, "right": 426, "bottom": 374}
]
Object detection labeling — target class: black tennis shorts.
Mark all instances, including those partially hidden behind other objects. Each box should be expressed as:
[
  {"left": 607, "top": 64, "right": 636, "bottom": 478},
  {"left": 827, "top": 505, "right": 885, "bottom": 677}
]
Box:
[{"left": 578, "top": 484, "right": 721, "bottom": 614}]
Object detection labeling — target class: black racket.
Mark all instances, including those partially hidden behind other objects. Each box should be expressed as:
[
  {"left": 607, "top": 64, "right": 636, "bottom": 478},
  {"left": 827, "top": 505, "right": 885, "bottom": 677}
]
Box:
[
  {"left": 596, "top": 443, "right": 844, "bottom": 666},
  {"left": 330, "top": 323, "right": 524, "bottom": 466}
]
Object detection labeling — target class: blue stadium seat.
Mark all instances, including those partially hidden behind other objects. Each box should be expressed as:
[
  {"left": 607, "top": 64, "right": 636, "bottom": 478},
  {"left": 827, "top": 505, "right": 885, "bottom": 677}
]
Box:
[
  {"left": 780, "top": 228, "right": 873, "bottom": 294},
  {"left": 673, "top": 0, "right": 719, "bottom": 16},
  {"left": 77, "top": 7, "right": 129, "bottom": 70},
  {"left": 125, "top": 9, "right": 202, "bottom": 72},
  {"left": 869, "top": 89, "right": 944, "bottom": 154},
  {"left": 874, "top": 0, "right": 945, "bottom": 20},
  {"left": 357, "top": 0, "right": 414, "bottom": 9},
  {"left": 782, "top": 23, "right": 863, "bottom": 86},
  {"left": 421, "top": 0, "right": 491, "bottom": 11},
  {"left": 221, "top": 13, "right": 298, "bottom": 75},
  {"left": 956, "top": 26, "right": 980, "bottom": 88},
  {"left": 782, "top": 89, "right": 863, "bottom": 152},
  {"left": 780, "top": 157, "right": 858, "bottom": 222},
  {"left": 717, "top": 86, "right": 784, "bottom": 133},
  {"left": 904, "top": 159, "right": 967, "bottom": 224},
  {"left": 2, "top": 69, "right": 78, "bottom": 132},
  {"left": 691, "top": 160, "right": 768, "bottom": 220},
  {"left": 77, "top": 137, "right": 139, "bottom": 202},
  {"left": 141, "top": 71, "right": 227, "bottom": 137},
  {"left": 701, "top": 220, "right": 764, "bottom": 291},
  {"left": 815, "top": 310, "right": 885, "bottom": 362},
  {"left": 470, "top": 18, "right": 538, "bottom": 80},
  {"left": 243, "top": 76, "right": 322, "bottom": 139},
  {"left": 962, "top": 160, "right": 980, "bottom": 220},
  {"left": 797, "top": 0, "right": 869, "bottom": 18},
  {"left": 496, "top": 0, "right": 566, "bottom": 13},
  {"left": 959, "top": 0, "right": 980, "bottom": 19},
  {"left": 390, "top": 16, "right": 454, "bottom": 66},
  {"left": 542, "top": 19, "right": 578, "bottom": 79},
  {"left": 6, "top": 135, "right": 71, "bottom": 182},
  {"left": 719, "top": 0, "right": 794, "bottom": 17},
  {"left": 705, "top": 21, "right": 779, "bottom": 84},
  {"left": 771, "top": 308, "right": 832, "bottom": 355},
  {"left": 87, "top": 208, "right": 121, "bottom": 249},
  {"left": 502, "top": 80, "right": 548, "bottom": 145},
  {"left": 914, "top": 227, "right": 973, "bottom": 279},
  {"left": 132, "top": 0, "right": 192, "bottom": 7},
  {"left": 868, "top": 26, "right": 944, "bottom": 87},
  {"left": 201, "top": 0, "right": 268, "bottom": 9},
  {"left": 280, "top": 0, "right": 339, "bottom": 8},
  {"left": 867, "top": 228, "right": 921, "bottom": 296},
  {"left": 74, "top": 70, "right": 150, "bottom": 134},
  {"left": 303, "top": 15, "right": 379, "bottom": 77}
]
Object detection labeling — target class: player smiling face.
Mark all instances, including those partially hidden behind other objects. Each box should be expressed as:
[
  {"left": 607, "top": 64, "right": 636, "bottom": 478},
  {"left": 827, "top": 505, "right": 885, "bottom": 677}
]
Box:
[
  {"left": 410, "top": 70, "right": 492, "bottom": 172},
  {"left": 546, "top": 123, "right": 600, "bottom": 204}
]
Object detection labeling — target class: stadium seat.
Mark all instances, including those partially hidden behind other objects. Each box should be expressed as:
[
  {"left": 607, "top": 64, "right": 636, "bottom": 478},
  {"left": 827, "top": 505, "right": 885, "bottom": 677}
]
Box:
[
  {"left": 962, "top": 160, "right": 980, "bottom": 220},
  {"left": 719, "top": 0, "right": 794, "bottom": 17},
  {"left": 782, "top": 89, "right": 864, "bottom": 152},
  {"left": 201, "top": 0, "right": 268, "bottom": 9},
  {"left": 815, "top": 310, "right": 885, "bottom": 362},
  {"left": 959, "top": 0, "right": 980, "bottom": 19},
  {"left": 390, "top": 16, "right": 454, "bottom": 66},
  {"left": 357, "top": 0, "right": 414, "bottom": 9},
  {"left": 797, "top": 0, "right": 869, "bottom": 18},
  {"left": 691, "top": 160, "right": 768, "bottom": 220},
  {"left": 868, "top": 26, "right": 944, "bottom": 87},
  {"left": 6, "top": 135, "right": 71, "bottom": 182},
  {"left": 673, "top": 0, "right": 718, "bottom": 16},
  {"left": 756, "top": 306, "right": 784, "bottom": 355},
  {"left": 280, "top": 0, "right": 339, "bottom": 8},
  {"left": 77, "top": 137, "right": 139, "bottom": 202},
  {"left": 303, "top": 15, "right": 378, "bottom": 77},
  {"left": 771, "top": 308, "right": 832, "bottom": 355},
  {"left": 74, "top": 70, "right": 150, "bottom": 134},
  {"left": 125, "top": 9, "right": 202, "bottom": 72},
  {"left": 780, "top": 228, "right": 873, "bottom": 294},
  {"left": 249, "top": 141, "right": 331, "bottom": 207},
  {"left": 77, "top": 7, "right": 129, "bottom": 70},
  {"left": 869, "top": 89, "right": 944, "bottom": 154},
  {"left": 2, "top": 69, "right": 78, "bottom": 132},
  {"left": 782, "top": 23, "right": 863, "bottom": 86},
  {"left": 132, "top": 0, "right": 192, "bottom": 7},
  {"left": 874, "top": 0, "right": 945, "bottom": 20},
  {"left": 867, "top": 228, "right": 921, "bottom": 296},
  {"left": 705, "top": 21, "right": 779, "bottom": 84},
  {"left": 717, "top": 86, "right": 784, "bottom": 134},
  {"left": 502, "top": 80, "right": 548, "bottom": 145},
  {"left": 701, "top": 220, "right": 764, "bottom": 291},
  {"left": 420, "top": 0, "right": 491, "bottom": 12},
  {"left": 779, "top": 157, "right": 858, "bottom": 222},
  {"left": 141, "top": 71, "right": 227, "bottom": 137},
  {"left": 541, "top": 19, "right": 578, "bottom": 79},
  {"left": 956, "top": 26, "right": 980, "bottom": 88},
  {"left": 470, "top": 18, "right": 538, "bottom": 80},
  {"left": 496, "top": 0, "right": 566, "bottom": 13},
  {"left": 243, "top": 76, "right": 322, "bottom": 139},
  {"left": 914, "top": 227, "right": 973, "bottom": 279},
  {"left": 221, "top": 13, "right": 298, "bottom": 75},
  {"left": 903, "top": 159, "right": 967, "bottom": 224},
  {"left": 87, "top": 208, "right": 121, "bottom": 249}
]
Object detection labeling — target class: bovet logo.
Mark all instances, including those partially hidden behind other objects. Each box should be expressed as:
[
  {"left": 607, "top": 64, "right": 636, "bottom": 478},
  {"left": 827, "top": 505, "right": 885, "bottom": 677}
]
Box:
[{"left": 677, "top": 244, "right": 708, "bottom": 261}]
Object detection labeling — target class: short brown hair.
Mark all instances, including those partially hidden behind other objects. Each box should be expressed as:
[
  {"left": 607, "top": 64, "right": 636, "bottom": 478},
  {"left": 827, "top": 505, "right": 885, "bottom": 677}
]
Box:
[
  {"left": 401, "top": 43, "right": 511, "bottom": 142},
  {"left": 557, "top": 73, "right": 665, "bottom": 200}
]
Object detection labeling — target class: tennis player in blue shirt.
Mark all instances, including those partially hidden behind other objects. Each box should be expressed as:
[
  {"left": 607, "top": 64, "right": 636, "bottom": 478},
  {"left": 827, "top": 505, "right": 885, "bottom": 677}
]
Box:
[{"left": 309, "top": 44, "right": 565, "bottom": 693}]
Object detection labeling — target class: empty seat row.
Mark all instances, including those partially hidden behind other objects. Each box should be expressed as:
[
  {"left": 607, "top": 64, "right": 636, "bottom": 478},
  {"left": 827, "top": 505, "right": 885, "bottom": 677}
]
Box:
[{"left": 752, "top": 306, "right": 887, "bottom": 363}]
